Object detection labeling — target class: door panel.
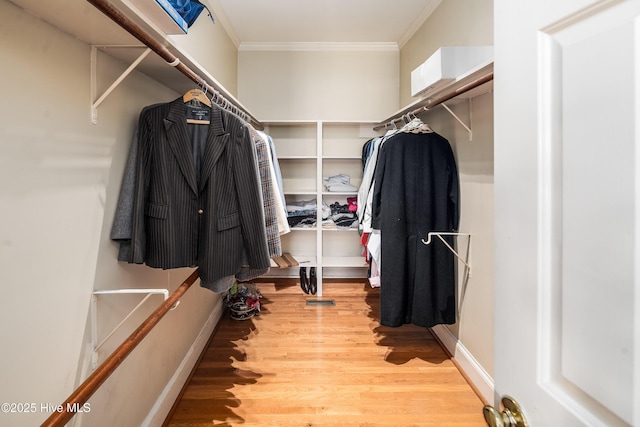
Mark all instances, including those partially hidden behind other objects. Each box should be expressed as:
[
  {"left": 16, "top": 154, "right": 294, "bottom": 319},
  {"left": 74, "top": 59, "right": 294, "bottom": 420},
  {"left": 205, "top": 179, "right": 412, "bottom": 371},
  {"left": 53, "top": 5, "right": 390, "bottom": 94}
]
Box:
[{"left": 494, "top": 0, "right": 639, "bottom": 425}]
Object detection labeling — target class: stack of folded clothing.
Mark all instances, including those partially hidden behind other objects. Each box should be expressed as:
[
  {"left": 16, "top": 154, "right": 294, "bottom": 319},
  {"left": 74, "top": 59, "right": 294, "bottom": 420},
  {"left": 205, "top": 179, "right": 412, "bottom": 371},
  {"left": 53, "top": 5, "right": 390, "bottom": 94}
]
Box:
[
  {"left": 286, "top": 198, "right": 317, "bottom": 227},
  {"left": 286, "top": 199, "right": 333, "bottom": 228},
  {"left": 324, "top": 200, "right": 358, "bottom": 229},
  {"left": 323, "top": 174, "right": 358, "bottom": 192}
]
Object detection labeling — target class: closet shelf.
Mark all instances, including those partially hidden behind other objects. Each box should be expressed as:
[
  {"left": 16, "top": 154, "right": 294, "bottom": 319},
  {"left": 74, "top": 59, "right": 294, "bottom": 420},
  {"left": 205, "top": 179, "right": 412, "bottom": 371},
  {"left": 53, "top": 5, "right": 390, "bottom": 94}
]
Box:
[
  {"left": 323, "top": 256, "right": 368, "bottom": 268},
  {"left": 375, "top": 61, "right": 493, "bottom": 131},
  {"left": 270, "top": 255, "right": 316, "bottom": 268},
  {"left": 323, "top": 191, "right": 357, "bottom": 194},
  {"left": 10, "top": 0, "right": 260, "bottom": 128},
  {"left": 323, "top": 155, "right": 362, "bottom": 160},
  {"left": 265, "top": 121, "right": 377, "bottom": 294},
  {"left": 278, "top": 155, "right": 318, "bottom": 160}
]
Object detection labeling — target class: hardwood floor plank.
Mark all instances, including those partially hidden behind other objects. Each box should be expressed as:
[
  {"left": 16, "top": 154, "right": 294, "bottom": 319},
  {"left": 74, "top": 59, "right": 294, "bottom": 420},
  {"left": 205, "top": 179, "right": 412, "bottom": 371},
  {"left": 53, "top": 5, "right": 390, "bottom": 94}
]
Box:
[{"left": 164, "top": 281, "right": 486, "bottom": 426}]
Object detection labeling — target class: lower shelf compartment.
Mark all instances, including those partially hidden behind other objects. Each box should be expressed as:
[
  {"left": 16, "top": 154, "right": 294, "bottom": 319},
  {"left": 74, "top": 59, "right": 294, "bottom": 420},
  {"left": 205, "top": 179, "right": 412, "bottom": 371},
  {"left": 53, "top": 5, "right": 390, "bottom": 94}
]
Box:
[{"left": 322, "top": 256, "right": 368, "bottom": 268}]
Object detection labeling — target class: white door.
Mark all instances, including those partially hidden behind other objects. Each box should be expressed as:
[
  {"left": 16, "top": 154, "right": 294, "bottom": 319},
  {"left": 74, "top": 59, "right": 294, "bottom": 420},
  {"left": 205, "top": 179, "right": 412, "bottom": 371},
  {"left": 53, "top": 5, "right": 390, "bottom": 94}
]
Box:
[{"left": 493, "top": 0, "right": 639, "bottom": 426}]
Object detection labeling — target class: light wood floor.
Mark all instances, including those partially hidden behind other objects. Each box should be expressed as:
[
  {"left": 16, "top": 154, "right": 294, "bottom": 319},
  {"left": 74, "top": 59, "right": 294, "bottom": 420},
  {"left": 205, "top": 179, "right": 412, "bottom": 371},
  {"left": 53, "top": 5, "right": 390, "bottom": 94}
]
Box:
[{"left": 165, "top": 281, "right": 487, "bottom": 427}]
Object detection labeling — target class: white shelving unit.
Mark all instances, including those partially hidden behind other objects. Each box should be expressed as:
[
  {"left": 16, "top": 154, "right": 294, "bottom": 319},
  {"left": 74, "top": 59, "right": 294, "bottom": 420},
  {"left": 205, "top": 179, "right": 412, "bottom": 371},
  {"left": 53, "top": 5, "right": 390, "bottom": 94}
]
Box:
[{"left": 264, "top": 121, "right": 380, "bottom": 296}]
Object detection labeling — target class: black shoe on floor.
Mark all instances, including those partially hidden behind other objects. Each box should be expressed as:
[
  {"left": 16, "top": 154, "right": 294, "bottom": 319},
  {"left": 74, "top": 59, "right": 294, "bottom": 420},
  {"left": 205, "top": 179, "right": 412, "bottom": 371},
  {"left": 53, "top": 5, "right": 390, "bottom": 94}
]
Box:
[
  {"left": 299, "top": 267, "right": 309, "bottom": 294},
  {"left": 309, "top": 267, "right": 317, "bottom": 295}
]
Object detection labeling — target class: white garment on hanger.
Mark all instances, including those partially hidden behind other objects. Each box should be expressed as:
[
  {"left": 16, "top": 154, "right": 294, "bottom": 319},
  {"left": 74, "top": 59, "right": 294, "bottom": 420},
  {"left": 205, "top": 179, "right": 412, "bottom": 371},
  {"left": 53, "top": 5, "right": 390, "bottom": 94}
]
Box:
[
  {"left": 357, "top": 130, "right": 398, "bottom": 233},
  {"left": 367, "top": 230, "right": 381, "bottom": 270}
]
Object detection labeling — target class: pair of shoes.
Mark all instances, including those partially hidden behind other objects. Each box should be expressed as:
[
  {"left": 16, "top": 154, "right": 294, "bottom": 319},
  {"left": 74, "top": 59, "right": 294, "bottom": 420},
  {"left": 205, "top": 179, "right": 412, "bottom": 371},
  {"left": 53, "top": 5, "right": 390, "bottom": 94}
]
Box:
[
  {"left": 299, "top": 267, "right": 310, "bottom": 294},
  {"left": 308, "top": 267, "right": 317, "bottom": 295}
]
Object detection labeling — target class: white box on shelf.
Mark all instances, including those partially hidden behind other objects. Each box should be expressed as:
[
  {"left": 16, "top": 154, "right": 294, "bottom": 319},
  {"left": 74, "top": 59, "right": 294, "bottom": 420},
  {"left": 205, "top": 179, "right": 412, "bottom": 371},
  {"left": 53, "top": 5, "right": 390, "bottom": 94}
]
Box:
[{"left": 411, "top": 46, "right": 493, "bottom": 97}]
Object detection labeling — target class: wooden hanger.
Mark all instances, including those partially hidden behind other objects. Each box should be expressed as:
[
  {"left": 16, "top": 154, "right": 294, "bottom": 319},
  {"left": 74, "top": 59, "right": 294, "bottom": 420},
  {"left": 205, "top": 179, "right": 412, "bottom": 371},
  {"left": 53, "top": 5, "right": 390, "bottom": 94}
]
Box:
[
  {"left": 183, "top": 88, "right": 212, "bottom": 107},
  {"left": 183, "top": 89, "right": 211, "bottom": 124}
]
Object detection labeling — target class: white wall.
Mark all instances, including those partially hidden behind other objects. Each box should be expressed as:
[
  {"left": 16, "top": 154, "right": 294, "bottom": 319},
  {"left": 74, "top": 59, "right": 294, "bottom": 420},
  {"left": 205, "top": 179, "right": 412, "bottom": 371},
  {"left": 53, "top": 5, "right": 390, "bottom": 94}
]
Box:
[
  {"left": 238, "top": 46, "right": 399, "bottom": 121},
  {"left": 0, "top": 1, "right": 227, "bottom": 425}
]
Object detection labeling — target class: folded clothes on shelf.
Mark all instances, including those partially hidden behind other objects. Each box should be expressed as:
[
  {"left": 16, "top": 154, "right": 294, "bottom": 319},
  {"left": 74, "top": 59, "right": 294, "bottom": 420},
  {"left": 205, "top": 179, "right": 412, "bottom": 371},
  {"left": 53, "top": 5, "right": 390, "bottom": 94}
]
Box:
[
  {"left": 323, "top": 200, "right": 358, "bottom": 229},
  {"left": 323, "top": 173, "right": 358, "bottom": 192},
  {"left": 286, "top": 199, "right": 332, "bottom": 227}
]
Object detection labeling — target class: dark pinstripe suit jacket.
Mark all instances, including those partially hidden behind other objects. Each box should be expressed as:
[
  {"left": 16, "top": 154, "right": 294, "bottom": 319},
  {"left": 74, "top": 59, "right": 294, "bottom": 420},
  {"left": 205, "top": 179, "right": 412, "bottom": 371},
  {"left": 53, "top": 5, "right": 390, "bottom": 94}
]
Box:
[{"left": 123, "top": 98, "right": 270, "bottom": 289}]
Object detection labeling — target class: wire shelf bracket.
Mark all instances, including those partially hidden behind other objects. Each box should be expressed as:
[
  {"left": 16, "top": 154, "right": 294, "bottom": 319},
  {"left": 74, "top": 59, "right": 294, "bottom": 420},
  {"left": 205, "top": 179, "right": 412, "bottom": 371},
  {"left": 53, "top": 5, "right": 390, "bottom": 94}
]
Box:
[
  {"left": 422, "top": 232, "right": 472, "bottom": 274},
  {"left": 422, "top": 232, "right": 472, "bottom": 317},
  {"left": 90, "top": 45, "right": 151, "bottom": 124},
  {"left": 441, "top": 100, "right": 473, "bottom": 141},
  {"left": 90, "top": 288, "right": 179, "bottom": 368}
]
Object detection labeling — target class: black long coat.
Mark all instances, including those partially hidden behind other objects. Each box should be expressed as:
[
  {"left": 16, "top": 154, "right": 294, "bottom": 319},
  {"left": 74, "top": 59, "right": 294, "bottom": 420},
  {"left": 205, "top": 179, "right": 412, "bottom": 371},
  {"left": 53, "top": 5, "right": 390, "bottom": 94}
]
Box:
[{"left": 371, "top": 131, "right": 459, "bottom": 327}]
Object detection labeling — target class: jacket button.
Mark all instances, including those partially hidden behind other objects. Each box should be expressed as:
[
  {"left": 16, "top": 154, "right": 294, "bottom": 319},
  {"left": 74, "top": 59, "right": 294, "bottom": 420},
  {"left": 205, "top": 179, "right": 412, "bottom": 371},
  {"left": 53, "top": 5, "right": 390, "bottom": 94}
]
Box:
[{"left": 198, "top": 209, "right": 204, "bottom": 214}]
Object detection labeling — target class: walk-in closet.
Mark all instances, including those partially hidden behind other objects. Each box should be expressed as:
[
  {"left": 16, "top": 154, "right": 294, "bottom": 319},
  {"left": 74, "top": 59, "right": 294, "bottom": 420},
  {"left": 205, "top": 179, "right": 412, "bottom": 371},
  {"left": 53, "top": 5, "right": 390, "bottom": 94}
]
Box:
[{"left": 2, "top": 0, "right": 638, "bottom": 426}]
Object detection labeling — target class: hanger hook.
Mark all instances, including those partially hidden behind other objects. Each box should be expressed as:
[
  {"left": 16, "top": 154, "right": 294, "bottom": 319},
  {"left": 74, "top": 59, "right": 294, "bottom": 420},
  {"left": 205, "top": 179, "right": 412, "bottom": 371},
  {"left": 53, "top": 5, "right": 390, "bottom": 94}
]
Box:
[{"left": 202, "top": 78, "right": 209, "bottom": 96}]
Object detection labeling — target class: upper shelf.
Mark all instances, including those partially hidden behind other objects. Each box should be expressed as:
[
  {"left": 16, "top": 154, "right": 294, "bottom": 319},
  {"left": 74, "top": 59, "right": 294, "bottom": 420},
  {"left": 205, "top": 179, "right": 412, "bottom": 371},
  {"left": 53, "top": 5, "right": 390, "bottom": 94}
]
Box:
[
  {"left": 375, "top": 61, "right": 494, "bottom": 130},
  {"left": 8, "top": 0, "right": 258, "bottom": 125}
]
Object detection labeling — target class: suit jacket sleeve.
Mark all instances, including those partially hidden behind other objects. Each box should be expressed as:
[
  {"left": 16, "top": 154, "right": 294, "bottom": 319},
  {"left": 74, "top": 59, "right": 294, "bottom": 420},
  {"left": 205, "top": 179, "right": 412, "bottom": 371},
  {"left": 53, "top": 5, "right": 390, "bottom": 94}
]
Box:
[{"left": 128, "top": 106, "right": 155, "bottom": 265}]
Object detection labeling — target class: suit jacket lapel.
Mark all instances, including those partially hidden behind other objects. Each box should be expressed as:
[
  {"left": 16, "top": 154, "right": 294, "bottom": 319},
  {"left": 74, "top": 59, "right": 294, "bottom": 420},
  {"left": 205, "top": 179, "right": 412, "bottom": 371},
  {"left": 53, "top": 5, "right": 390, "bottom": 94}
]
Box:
[
  {"left": 199, "top": 105, "right": 229, "bottom": 192},
  {"left": 164, "top": 99, "right": 199, "bottom": 195}
]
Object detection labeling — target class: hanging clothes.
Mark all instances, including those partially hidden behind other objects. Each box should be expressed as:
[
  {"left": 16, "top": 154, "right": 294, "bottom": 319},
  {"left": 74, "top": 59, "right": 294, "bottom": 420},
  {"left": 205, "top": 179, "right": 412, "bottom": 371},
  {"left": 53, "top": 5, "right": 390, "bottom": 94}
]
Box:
[
  {"left": 248, "top": 126, "right": 282, "bottom": 258},
  {"left": 370, "top": 126, "right": 460, "bottom": 328},
  {"left": 257, "top": 130, "right": 290, "bottom": 236},
  {"left": 111, "top": 97, "right": 271, "bottom": 293}
]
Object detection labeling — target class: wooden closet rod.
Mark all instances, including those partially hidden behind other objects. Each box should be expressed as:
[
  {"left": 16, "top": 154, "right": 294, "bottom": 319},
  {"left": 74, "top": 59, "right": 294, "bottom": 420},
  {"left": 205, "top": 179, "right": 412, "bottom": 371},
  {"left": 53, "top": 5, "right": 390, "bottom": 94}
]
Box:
[
  {"left": 373, "top": 71, "right": 494, "bottom": 131},
  {"left": 40, "top": 269, "right": 200, "bottom": 427},
  {"left": 85, "top": 0, "right": 263, "bottom": 129}
]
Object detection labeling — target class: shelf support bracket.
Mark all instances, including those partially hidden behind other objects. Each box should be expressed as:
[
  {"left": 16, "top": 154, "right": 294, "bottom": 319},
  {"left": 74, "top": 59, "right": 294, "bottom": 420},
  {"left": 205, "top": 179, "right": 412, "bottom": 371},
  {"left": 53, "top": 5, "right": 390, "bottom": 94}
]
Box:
[
  {"left": 90, "top": 288, "right": 179, "bottom": 368},
  {"left": 441, "top": 101, "right": 473, "bottom": 141},
  {"left": 422, "top": 232, "right": 472, "bottom": 317},
  {"left": 90, "top": 46, "right": 152, "bottom": 124},
  {"left": 422, "top": 232, "right": 471, "bottom": 272}
]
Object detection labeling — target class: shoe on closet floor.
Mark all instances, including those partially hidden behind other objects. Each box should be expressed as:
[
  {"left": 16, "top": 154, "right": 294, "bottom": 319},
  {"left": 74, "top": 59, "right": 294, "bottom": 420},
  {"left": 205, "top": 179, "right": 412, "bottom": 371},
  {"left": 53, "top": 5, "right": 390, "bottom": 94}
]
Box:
[
  {"left": 299, "top": 267, "right": 309, "bottom": 294},
  {"left": 309, "top": 267, "right": 317, "bottom": 295}
]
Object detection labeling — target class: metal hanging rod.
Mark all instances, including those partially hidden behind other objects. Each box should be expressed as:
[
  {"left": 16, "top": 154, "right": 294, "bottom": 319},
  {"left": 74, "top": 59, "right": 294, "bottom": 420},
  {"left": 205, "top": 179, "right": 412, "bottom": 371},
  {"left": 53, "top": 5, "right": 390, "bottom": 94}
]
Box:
[
  {"left": 40, "top": 269, "right": 200, "bottom": 427},
  {"left": 373, "top": 69, "right": 493, "bottom": 132},
  {"left": 85, "top": 0, "right": 262, "bottom": 129}
]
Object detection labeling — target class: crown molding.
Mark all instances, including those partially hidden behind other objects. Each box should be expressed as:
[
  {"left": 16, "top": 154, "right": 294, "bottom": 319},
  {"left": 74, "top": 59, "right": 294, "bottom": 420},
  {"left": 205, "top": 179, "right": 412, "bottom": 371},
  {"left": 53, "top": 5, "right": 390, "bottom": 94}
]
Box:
[
  {"left": 204, "top": 0, "right": 241, "bottom": 48},
  {"left": 238, "top": 42, "right": 399, "bottom": 52},
  {"left": 397, "top": 0, "right": 442, "bottom": 49}
]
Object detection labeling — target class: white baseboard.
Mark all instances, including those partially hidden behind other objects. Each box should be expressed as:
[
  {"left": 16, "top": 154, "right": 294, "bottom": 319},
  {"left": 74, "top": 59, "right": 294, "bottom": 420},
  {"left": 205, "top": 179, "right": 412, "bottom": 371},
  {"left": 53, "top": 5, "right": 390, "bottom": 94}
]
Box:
[
  {"left": 141, "top": 297, "right": 224, "bottom": 427},
  {"left": 431, "top": 324, "right": 494, "bottom": 404}
]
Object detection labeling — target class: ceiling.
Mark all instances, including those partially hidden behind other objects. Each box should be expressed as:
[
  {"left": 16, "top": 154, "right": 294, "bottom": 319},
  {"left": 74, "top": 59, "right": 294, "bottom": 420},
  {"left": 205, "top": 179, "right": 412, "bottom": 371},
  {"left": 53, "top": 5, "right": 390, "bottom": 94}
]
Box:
[{"left": 211, "top": 0, "right": 442, "bottom": 47}]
